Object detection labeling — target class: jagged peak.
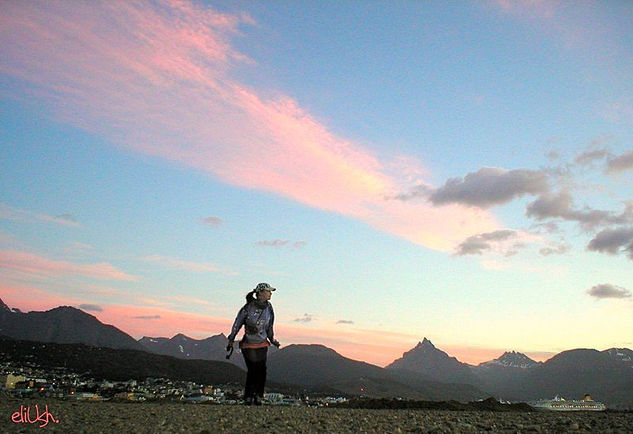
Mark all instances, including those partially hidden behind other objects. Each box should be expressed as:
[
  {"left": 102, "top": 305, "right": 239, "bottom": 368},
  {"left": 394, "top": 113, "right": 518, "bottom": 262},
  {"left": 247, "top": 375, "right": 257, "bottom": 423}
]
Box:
[
  {"left": 416, "top": 337, "right": 436, "bottom": 349},
  {"left": 172, "top": 333, "right": 192, "bottom": 340},
  {"left": 480, "top": 350, "right": 538, "bottom": 368},
  {"left": 0, "top": 298, "right": 11, "bottom": 312}
]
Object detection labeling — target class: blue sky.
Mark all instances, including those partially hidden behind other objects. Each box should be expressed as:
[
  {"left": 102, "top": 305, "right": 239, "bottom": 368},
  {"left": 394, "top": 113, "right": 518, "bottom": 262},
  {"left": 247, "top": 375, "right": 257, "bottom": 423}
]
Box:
[{"left": 1, "top": 0, "right": 632, "bottom": 366}]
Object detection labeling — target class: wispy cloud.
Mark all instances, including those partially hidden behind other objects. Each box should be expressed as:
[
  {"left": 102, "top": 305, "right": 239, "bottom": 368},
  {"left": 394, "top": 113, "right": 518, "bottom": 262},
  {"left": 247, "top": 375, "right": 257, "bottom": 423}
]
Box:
[
  {"left": 539, "top": 243, "right": 569, "bottom": 256},
  {"left": 526, "top": 192, "right": 633, "bottom": 232},
  {"left": 133, "top": 315, "right": 162, "bottom": 320},
  {"left": 135, "top": 294, "right": 217, "bottom": 311},
  {"left": 571, "top": 146, "right": 633, "bottom": 174},
  {"left": 79, "top": 303, "right": 103, "bottom": 312},
  {"left": 606, "top": 151, "right": 633, "bottom": 174},
  {"left": 0, "top": 0, "right": 498, "bottom": 253},
  {"left": 0, "top": 203, "right": 80, "bottom": 228},
  {"left": 455, "top": 230, "right": 517, "bottom": 256},
  {"left": 0, "top": 249, "right": 137, "bottom": 281},
  {"left": 68, "top": 242, "right": 95, "bottom": 251},
  {"left": 574, "top": 148, "right": 611, "bottom": 166},
  {"left": 201, "top": 216, "right": 223, "bottom": 226},
  {"left": 587, "top": 284, "right": 632, "bottom": 300},
  {"left": 142, "top": 254, "right": 234, "bottom": 274},
  {"left": 255, "top": 239, "right": 306, "bottom": 248},
  {"left": 294, "top": 313, "right": 314, "bottom": 323},
  {"left": 256, "top": 240, "right": 289, "bottom": 247},
  {"left": 336, "top": 319, "right": 354, "bottom": 325},
  {"left": 453, "top": 229, "right": 538, "bottom": 257}
]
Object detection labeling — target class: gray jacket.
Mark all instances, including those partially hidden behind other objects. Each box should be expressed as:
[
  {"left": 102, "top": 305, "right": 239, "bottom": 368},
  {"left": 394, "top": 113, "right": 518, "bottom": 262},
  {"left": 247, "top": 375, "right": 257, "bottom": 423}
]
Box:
[{"left": 228, "top": 301, "right": 276, "bottom": 345}]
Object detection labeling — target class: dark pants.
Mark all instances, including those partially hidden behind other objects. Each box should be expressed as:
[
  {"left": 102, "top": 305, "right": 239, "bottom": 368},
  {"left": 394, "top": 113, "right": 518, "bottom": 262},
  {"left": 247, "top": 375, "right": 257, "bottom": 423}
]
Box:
[{"left": 242, "top": 347, "right": 268, "bottom": 399}]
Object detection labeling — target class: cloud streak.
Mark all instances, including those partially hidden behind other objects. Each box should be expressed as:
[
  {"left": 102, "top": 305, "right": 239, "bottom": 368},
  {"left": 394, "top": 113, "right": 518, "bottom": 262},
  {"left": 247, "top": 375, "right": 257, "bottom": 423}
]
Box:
[
  {"left": 293, "top": 313, "right": 314, "bottom": 323},
  {"left": 539, "top": 243, "right": 569, "bottom": 256},
  {"left": 0, "top": 249, "right": 137, "bottom": 281},
  {"left": 574, "top": 148, "right": 610, "bottom": 166},
  {"left": 0, "top": 204, "right": 80, "bottom": 228},
  {"left": 454, "top": 229, "right": 523, "bottom": 256},
  {"left": 405, "top": 168, "right": 549, "bottom": 209},
  {"left": 526, "top": 192, "right": 633, "bottom": 232},
  {"left": 201, "top": 216, "right": 223, "bottom": 226},
  {"left": 255, "top": 240, "right": 306, "bottom": 248},
  {"left": 79, "top": 304, "right": 103, "bottom": 312},
  {"left": 606, "top": 151, "right": 633, "bottom": 174},
  {"left": 587, "top": 284, "right": 632, "bottom": 300},
  {"left": 0, "top": 0, "right": 498, "bottom": 252},
  {"left": 142, "top": 254, "right": 233, "bottom": 274}
]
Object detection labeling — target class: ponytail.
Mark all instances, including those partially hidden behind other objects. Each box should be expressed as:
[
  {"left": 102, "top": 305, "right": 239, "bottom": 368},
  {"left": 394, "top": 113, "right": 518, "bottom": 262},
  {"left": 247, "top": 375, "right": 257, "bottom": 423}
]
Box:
[{"left": 245, "top": 290, "right": 257, "bottom": 303}]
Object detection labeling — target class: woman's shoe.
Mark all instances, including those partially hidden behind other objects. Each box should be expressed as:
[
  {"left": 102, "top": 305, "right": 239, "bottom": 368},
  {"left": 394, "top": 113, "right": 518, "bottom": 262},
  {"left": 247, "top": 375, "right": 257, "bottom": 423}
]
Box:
[
  {"left": 243, "top": 397, "right": 253, "bottom": 406},
  {"left": 253, "top": 396, "right": 263, "bottom": 406}
]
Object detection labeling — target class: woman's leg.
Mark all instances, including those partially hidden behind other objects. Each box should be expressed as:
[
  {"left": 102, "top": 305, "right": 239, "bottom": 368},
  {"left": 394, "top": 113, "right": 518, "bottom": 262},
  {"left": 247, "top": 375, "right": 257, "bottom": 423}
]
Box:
[
  {"left": 252, "top": 347, "right": 268, "bottom": 402},
  {"left": 242, "top": 349, "right": 257, "bottom": 403}
]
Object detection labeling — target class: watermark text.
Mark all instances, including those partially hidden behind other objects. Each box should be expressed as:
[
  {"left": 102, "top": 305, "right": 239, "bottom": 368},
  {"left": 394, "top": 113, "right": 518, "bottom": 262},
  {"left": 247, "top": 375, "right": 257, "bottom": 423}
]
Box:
[{"left": 11, "top": 404, "right": 59, "bottom": 428}]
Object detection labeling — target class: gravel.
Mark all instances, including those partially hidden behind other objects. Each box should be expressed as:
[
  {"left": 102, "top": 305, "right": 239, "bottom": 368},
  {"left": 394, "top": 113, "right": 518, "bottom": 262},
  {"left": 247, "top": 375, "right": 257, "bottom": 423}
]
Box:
[{"left": 2, "top": 398, "right": 632, "bottom": 433}]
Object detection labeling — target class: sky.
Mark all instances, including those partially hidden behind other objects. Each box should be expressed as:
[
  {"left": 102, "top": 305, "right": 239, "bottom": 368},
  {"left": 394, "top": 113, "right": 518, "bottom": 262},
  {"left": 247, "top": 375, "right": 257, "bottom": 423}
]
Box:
[{"left": 1, "top": 0, "right": 632, "bottom": 367}]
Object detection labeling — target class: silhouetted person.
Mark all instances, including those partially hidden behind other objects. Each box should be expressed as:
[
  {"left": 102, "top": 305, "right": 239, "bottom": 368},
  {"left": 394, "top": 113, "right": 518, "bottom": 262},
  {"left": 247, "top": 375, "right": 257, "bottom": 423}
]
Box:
[{"left": 227, "top": 282, "right": 280, "bottom": 405}]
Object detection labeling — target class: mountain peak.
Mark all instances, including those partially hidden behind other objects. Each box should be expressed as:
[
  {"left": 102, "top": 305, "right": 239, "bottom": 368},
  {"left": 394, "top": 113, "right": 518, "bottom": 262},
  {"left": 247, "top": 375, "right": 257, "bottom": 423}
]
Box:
[
  {"left": 387, "top": 338, "right": 477, "bottom": 385},
  {"left": 480, "top": 351, "right": 538, "bottom": 369},
  {"left": 48, "top": 305, "right": 97, "bottom": 319},
  {"left": 173, "top": 333, "right": 191, "bottom": 341},
  {"left": 0, "top": 298, "right": 11, "bottom": 312},
  {"left": 417, "top": 337, "right": 435, "bottom": 349}
]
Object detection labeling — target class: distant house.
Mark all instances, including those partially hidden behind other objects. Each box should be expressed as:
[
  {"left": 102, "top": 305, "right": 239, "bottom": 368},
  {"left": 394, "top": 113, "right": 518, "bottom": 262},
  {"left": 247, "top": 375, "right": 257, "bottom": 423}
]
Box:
[
  {"left": 76, "top": 392, "right": 102, "bottom": 401},
  {"left": 6, "top": 374, "right": 26, "bottom": 389}
]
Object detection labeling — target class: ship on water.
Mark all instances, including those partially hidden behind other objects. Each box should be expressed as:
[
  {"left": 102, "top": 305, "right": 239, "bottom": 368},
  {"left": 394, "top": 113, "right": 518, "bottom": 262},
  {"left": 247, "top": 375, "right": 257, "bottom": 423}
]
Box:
[{"left": 530, "top": 394, "right": 606, "bottom": 411}]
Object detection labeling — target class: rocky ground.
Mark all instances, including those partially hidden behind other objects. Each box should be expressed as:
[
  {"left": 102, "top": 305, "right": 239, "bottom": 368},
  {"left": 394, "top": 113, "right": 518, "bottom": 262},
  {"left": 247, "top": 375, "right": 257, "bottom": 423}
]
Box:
[{"left": 2, "top": 398, "right": 632, "bottom": 433}]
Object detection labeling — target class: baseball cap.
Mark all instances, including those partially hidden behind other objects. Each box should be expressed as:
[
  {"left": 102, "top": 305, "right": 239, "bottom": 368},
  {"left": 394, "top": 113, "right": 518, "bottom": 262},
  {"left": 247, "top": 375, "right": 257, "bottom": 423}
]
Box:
[{"left": 254, "top": 282, "right": 276, "bottom": 292}]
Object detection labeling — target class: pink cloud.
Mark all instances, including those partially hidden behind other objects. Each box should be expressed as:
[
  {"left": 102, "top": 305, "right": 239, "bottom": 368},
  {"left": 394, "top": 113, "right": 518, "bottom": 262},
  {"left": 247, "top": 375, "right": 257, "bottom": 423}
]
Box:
[
  {"left": 0, "top": 249, "right": 137, "bottom": 281},
  {"left": 142, "top": 254, "right": 235, "bottom": 275},
  {"left": 0, "top": 0, "right": 498, "bottom": 252}
]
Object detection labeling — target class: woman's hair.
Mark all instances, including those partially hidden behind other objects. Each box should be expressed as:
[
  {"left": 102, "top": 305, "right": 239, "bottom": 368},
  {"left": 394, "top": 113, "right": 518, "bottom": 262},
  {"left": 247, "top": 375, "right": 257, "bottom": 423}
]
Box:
[{"left": 245, "top": 289, "right": 257, "bottom": 303}]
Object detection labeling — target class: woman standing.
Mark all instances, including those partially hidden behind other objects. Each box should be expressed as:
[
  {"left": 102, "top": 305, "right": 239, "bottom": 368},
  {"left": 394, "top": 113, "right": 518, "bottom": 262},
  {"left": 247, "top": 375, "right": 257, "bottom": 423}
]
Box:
[{"left": 227, "top": 282, "right": 280, "bottom": 405}]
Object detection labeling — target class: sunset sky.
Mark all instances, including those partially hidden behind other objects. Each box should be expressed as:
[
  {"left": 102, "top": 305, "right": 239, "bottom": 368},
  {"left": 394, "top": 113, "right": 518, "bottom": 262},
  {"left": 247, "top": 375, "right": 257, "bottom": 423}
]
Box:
[{"left": 1, "top": 0, "right": 632, "bottom": 367}]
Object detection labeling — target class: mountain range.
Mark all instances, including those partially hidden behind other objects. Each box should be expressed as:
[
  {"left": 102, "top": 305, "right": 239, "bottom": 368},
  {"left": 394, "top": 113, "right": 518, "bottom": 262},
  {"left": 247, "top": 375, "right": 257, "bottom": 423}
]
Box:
[{"left": 1, "top": 298, "right": 632, "bottom": 408}]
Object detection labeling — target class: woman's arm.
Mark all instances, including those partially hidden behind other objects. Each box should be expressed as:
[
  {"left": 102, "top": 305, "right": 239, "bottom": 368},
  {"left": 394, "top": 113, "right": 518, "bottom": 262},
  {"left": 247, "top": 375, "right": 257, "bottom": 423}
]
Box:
[
  {"left": 227, "top": 306, "right": 247, "bottom": 343},
  {"left": 266, "top": 305, "right": 280, "bottom": 347}
]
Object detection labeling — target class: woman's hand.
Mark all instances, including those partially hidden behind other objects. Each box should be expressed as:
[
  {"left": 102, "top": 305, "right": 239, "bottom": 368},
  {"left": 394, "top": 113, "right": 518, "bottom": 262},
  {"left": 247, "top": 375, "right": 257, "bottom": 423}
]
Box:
[
  {"left": 226, "top": 340, "right": 234, "bottom": 352},
  {"left": 271, "top": 339, "right": 280, "bottom": 348}
]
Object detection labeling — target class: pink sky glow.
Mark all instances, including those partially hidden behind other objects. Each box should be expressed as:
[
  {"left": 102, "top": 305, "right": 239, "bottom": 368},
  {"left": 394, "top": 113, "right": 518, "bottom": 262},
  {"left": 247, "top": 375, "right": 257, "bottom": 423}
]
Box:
[
  {"left": 1, "top": 288, "right": 553, "bottom": 366},
  {"left": 0, "top": 0, "right": 499, "bottom": 252}
]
